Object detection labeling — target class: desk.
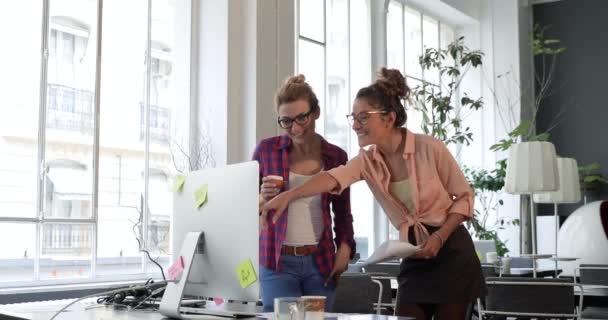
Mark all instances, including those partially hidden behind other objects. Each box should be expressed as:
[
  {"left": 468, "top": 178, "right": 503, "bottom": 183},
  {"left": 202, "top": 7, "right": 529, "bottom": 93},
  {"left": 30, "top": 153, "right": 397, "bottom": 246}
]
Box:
[{"left": 0, "top": 299, "right": 414, "bottom": 320}]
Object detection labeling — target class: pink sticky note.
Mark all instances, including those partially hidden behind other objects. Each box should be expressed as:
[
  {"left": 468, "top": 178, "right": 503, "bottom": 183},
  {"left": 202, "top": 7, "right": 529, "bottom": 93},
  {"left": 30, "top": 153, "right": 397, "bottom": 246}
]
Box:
[
  {"left": 168, "top": 256, "right": 185, "bottom": 281},
  {"left": 213, "top": 298, "right": 224, "bottom": 306}
]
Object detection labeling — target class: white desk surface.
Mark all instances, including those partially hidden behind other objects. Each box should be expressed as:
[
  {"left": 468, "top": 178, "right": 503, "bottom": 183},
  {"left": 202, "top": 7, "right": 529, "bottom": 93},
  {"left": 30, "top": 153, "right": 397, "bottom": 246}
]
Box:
[{"left": 0, "top": 299, "right": 414, "bottom": 320}]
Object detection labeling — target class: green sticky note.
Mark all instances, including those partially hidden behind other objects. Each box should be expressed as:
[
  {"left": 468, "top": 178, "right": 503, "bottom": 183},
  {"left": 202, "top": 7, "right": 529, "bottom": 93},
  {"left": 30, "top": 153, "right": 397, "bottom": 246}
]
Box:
[
  {"left": 194, "top": 184, "right": 209, "bottom": 209},
  {"left": 172, "top": 175, "right": 186, "bottom": 193},
  {"left": 236, "top": 258, "right": 257, "bottom": 288},
  {"left": 476, "top": 250, "right": 482, "bottom": 261}
]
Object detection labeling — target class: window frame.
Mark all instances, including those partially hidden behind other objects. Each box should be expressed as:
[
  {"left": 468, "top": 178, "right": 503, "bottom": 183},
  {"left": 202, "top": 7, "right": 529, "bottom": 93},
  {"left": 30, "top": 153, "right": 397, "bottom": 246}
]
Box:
[{"left": 0, "top": 0, "right": 190, "bottom": 288}]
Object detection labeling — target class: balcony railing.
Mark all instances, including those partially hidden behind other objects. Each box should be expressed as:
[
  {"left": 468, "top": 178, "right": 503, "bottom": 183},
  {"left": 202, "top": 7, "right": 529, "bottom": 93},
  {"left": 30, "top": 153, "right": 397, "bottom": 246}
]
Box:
[
  {"left": 140, "top": 103, "right": 170, "bottom": 145},
  {"left": 46, "top": 84, "right": 94, "bottom": 134},
  {"left": 42, "top": 224, "right": 92, "bottom": 256}
]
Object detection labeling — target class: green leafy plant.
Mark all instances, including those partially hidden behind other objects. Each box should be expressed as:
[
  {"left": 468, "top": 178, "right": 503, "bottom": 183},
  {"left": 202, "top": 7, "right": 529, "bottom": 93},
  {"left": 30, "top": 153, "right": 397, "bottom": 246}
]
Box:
[
  {"left": 463, "top": 165, "right": 519, "bottom": 257},
  {"left": 578, "top": 162, "right": 608, "bottom": 203},
  {"left": 412, "top": 36, "right": 484, "bottom": 145}
]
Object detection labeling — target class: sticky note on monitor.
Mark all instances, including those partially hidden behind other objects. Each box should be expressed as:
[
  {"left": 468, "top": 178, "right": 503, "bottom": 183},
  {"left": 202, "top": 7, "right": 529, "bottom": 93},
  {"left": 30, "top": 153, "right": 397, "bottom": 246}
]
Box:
[
  {"left": 172, "top": 175, "right": 186, "bottom": 193},
  {"left": 236, "top": 258, "right": 257, "bottom": 288},
  {"left": 168, "top": 256, "right": 185, "bottom": 281},
  {"left": 194, "top": 184, "right": 209, "bottom": 209}
]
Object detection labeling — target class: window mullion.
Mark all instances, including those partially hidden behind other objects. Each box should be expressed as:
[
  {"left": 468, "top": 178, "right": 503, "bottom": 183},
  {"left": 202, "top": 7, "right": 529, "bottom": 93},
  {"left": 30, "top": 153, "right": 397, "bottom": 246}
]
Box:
[
  {"left": 35, "top": 0, "right": 52, "bottom": 281},
  {"left": 142, "top": 0, "right": 153, "bottom": 274},
  {"left": 90, "top": 0, "right": 104, "bottom": 278}
]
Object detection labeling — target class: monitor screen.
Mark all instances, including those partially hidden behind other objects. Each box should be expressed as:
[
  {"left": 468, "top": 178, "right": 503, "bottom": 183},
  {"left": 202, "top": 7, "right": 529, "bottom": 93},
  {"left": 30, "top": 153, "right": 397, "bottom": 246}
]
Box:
[{"left": 170, "top": 161, "right": 259, "bottom": 302}]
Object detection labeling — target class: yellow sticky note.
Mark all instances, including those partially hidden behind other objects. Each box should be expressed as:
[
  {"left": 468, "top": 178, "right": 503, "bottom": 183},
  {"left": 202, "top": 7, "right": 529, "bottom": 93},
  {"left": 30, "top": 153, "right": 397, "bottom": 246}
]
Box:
[
  {"left": 236, "top": 259, "right": 257, "bottom": 288},
  {"left": 194, "top": 184, "right": 209, "bottom": 209},
  {"left": 476, "top": 250, "right": 482, "bottom": 261},
  {"left": 172, "top": 175, "right": 186, "bottom": 193}
]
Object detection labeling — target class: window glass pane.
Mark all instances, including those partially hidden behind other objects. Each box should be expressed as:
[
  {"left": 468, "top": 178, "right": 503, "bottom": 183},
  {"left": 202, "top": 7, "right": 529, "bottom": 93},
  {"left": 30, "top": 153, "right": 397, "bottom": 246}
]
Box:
[
  {"left": 44, "top": 0, "right": 97, "bottom": 223},
  {"left": 440, "top": 23, "right": 455, "bottom": 88},
  {"left": 298, "top": 39, "right": 325, "bottom": 136},
  {"left": 422, "top": 15, "right": 439, "bottom": 85},
  {"left": 40, "top": 223, "right": 92, "bottom": 280},
  {"left": 406, "top": 78, "right": 423, "bottom": 133},
  {"left": 386, "top": 1, "right": 404, "bottom": 73},
  {"left": 299, "top": 0, "right": 325, "bottom": 43},
  {"left": 403, "top": 7, "right": 422, "bottom": 80},
  {"left": 0, "top": 1, "right": 42, "bottom": 219},
  {"left": 325, "top": 0, "right": 349, "bottom": 151},
  {"left": 96, "top": 0, "right": 148, "bottom": 276},
  {"left": 0, "top": 223, "right": 36, "bottom": 283},
  {"left": 349, "top": 0, "right": 373, "bottom": 259}
]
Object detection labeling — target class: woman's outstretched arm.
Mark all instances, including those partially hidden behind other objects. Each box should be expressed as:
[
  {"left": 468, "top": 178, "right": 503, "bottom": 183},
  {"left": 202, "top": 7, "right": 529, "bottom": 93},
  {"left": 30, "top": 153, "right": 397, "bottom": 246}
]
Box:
[{"left": 260, "top": 172, "right": 339, "bottom": 227}]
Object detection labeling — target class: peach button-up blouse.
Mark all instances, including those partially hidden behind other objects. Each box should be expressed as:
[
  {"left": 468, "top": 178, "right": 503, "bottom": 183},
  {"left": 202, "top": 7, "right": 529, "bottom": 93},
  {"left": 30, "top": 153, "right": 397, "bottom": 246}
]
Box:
[{"left": 327, "top": 128, "right": 474, "bottom": 245}]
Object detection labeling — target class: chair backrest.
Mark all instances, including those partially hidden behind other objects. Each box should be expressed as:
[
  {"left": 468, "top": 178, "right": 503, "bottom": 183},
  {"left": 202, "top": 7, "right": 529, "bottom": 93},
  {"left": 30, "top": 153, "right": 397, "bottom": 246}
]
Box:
[
  {"left": 362, "top": 262, "right": 401, "bottom": 277},
  {"left": 480, "top": 263, "right": 498, "bottom": 278},
  {"left": 578, "top": 264, "right": 608, "bottom": 286},
  {"left": 509, "top": 256, "right": 533, "bottom": 268},
  {"left": 366, "top": 273, "right": 393, "bottom": 306},
  {"left": 482, "top": 277, "right": 577, "bottom": 319},
  {"left": 332, "top": 273, "right": 378, "bottom": 314}
]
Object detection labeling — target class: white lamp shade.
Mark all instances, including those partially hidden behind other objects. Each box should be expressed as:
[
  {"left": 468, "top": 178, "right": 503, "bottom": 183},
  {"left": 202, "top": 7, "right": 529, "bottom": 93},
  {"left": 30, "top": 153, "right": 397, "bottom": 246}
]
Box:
[
  {"left": 505, "top": 141, "right": 560, "bottom": 194},
  {"left": 534, "top": 157, "right": 582, "bottom": 203}
]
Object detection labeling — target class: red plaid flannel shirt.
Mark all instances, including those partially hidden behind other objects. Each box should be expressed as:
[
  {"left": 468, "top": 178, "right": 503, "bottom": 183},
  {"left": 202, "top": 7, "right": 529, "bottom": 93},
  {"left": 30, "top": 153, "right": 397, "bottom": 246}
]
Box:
[{"left": 252, "top": 134, "right": 356, "bottom": 283}]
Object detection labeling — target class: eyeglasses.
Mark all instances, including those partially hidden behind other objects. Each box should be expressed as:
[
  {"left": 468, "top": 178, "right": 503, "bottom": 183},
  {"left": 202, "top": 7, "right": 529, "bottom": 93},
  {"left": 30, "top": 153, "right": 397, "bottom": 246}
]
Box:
[
  {"left": 346, "top": 110, "right": 389, "bottom": 126},
  {"left": 277, "top": 109, "right": 313, "bottom": 129}
]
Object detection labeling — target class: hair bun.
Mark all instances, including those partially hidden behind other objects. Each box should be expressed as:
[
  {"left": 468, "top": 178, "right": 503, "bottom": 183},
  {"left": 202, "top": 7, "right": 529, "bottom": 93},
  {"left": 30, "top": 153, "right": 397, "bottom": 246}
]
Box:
[
  {"left": 376, "top": 67, "right": 409, "bottom": 100},
  {"left": 285, "top": 74, "right": 307, "bottom": 86}
]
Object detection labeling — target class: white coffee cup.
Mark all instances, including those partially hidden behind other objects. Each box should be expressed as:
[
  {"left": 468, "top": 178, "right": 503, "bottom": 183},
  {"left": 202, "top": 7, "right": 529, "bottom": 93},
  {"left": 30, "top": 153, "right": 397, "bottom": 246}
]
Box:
[
  {"left": 266, "top": 175, "right": 284, "bottom": 189},
  {"left": 486, "top": 252, "right": 498, "bottom": 264},
  {"left": 300, "top": 296, "right": 326, "bottom": 320}
]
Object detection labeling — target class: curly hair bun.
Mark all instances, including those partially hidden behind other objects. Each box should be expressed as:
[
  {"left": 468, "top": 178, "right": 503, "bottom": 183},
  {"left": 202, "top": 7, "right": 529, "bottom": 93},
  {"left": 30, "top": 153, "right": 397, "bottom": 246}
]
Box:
[
  {"left": 285, "top": 74, "right": 307, "bottom": 85},
  {"left": 376, "top": 67, "right": 410, "bottom": 100}
]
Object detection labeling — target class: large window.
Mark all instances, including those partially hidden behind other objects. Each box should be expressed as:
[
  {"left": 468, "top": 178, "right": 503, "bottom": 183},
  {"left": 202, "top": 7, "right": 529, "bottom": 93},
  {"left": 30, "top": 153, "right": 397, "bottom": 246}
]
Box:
[
  {"left": 0, "top": 0, "right": 191, "bottom": 285},
  {"left": 298, "top": 0, "right": 374, "bottom": 258},
  {"left": 386, "top": 2, "right": 455, "bottom": 240}
]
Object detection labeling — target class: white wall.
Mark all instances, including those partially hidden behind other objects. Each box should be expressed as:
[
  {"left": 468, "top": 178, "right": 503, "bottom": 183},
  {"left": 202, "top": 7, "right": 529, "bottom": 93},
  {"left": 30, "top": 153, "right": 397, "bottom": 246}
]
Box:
[{"left": 195, "top": 0, "right": 294, "bottom": 166}]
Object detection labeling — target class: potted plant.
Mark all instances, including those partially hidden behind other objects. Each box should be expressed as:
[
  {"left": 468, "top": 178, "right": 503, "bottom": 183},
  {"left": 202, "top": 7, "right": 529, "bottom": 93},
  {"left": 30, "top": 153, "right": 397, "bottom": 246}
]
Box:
[
  {"left": 463, "top": 165, "right": 519, "bottom": 257},
  {"left": 578, "top": 162, "right": 608, "bottom": 204}
]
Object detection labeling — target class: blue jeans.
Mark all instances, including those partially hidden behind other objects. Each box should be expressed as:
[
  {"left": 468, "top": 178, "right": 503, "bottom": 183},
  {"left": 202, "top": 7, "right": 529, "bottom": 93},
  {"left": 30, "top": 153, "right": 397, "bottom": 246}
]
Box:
[{"left": 260, "top": 255, "right": 335, "bottom": 312}]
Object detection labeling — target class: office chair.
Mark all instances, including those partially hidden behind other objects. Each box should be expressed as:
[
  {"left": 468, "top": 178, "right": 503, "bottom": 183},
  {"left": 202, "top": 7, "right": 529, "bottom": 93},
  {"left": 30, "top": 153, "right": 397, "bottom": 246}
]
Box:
[
  {"left": 574, "top": 264, "right": 608, "bottom": 319},
  {"left": 479, "top": 277, "right": 582, "bottom": 319},
  {"left": 332, "top": 273, "right": 382, "bottom": 314}
]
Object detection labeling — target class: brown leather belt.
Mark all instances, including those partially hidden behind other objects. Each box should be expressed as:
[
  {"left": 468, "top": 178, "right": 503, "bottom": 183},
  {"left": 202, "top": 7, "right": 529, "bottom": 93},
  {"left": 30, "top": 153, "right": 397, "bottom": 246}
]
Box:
[{"left": 281, "top": 244, "right": 317, "bottom": 256}]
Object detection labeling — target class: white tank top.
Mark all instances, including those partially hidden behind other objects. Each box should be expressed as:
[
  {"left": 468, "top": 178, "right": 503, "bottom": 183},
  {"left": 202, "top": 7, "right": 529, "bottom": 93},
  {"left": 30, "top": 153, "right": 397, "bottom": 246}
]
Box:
[{"left": 283, "top": 171, "right": 324, "bottom": 245}]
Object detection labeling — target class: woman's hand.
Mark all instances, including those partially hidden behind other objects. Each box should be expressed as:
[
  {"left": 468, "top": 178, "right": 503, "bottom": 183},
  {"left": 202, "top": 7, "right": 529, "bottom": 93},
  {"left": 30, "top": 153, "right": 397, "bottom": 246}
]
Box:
[
  {"left": 326, "top": 243, "right": 351, "bottom": 286},
  {"left": 259, "top": 176, "right": 282, "bottom": 202},
  {"left": 410, "top": 234, "right": 442, "bottom": 260},
  {"left": 260, "top": 191, "right": 293, "bottom": 228}
]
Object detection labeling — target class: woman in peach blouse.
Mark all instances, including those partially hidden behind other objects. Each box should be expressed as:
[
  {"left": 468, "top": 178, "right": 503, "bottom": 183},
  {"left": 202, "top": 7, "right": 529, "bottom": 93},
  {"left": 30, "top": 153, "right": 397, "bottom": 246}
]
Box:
[{"left": 261, "top": 68, "right": 485, "bottom": 320}]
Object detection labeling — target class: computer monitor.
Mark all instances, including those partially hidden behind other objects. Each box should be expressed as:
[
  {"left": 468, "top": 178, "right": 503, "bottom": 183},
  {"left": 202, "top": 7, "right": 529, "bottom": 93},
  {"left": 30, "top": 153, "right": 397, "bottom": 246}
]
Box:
[{"left": 160, "top": 161, "right": 260, "bottom": 318}]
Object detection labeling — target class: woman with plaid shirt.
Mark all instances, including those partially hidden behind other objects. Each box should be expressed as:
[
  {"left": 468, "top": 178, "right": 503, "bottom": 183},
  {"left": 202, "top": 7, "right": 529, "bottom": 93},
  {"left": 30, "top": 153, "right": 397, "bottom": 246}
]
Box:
[{"left": 252, "top": 75, "right": 356, "bottom": 312}]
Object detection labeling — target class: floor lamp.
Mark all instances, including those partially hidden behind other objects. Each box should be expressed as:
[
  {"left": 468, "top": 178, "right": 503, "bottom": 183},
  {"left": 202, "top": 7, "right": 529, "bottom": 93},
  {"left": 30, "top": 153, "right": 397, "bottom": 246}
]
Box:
[
  {"left": 505, "top": 141, "right": 559, "bottom": 278},
  {"left": 533, "top": 157, "right": 581, "bottom": 276}
]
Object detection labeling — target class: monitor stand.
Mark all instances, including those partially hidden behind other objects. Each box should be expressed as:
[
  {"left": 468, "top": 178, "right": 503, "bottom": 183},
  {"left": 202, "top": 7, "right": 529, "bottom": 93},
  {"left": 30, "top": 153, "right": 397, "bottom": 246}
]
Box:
[
  {"left": 159, "top": 232, "right": 260, "bottom": 319},
  {"left": 159, "top": 231, "right": 213, "bottom": 319}
]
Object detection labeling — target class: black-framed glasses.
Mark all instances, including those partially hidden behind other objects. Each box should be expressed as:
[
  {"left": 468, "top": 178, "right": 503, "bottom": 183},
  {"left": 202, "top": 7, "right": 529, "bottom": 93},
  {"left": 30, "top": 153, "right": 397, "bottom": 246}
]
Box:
[
  {"left": 346, "top": 110, "right": 389, "bottom": 126},
  {"left": 277, "top": 109, "right": 313, "bottom": 129}
]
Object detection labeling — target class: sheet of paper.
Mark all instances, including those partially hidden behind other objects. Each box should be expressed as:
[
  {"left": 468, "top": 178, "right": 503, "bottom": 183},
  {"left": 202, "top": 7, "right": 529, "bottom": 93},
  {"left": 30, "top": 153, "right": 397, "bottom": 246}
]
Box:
[
  {"left": 171, "top": 175, "right": 186, "bottom": 192},
  {"left": 194, "top": 184, "right": 209, "bottom": 209},
  {"left": 236, "top": 258, "right": 257, "bottom": 288},
  {"left": 361, "top": 240, "right": 420, "bottom": 266}
]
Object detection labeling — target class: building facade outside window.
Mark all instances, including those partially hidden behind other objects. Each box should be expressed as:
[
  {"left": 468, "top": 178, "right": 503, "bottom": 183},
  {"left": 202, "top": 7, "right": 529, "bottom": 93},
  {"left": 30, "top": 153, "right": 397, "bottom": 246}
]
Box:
[{"left": 0, "top": 0, "right": 190, "bottom": 285}]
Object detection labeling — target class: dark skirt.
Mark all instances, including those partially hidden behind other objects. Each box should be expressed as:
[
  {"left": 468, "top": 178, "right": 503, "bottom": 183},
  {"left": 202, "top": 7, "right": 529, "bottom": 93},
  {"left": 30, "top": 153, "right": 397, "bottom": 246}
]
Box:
[{"left": 396, "top": 224, "right": 487, "bottom": 304}]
